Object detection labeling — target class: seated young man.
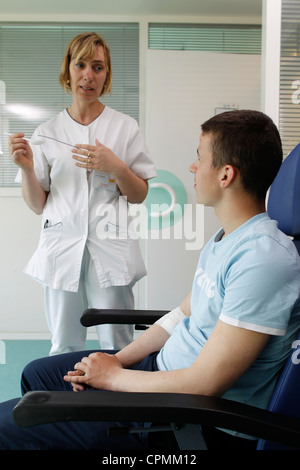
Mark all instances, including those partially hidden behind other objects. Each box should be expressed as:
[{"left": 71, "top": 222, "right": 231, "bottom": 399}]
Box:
[{"left": 0, "top": 110, "right": 299, "bottom": 450}]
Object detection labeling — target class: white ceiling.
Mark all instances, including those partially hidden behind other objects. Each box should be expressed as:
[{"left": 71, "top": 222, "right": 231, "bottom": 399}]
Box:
[{"left": 1, "top": 0, "right": 262, "bottom": 21}]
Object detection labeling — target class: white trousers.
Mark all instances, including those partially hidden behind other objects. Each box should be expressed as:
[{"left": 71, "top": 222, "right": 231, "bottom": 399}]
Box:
[{"left": 44, "top": 248, "right": 134, "bottom": 355}]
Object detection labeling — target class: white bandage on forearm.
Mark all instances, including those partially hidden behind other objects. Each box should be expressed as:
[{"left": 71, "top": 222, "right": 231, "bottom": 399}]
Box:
[{"left": 155, "top": 306, "right": 186, "bottom": 335}]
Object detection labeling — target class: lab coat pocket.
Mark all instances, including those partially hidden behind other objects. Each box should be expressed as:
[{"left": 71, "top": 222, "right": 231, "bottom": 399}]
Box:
[
  {"left": 25, "top": 222, "right": 63, "bottom": 285},
  {"left": 104, "top": 221, "right": 129, "bottom": 239},
  {"left": 40, "top": 222, "right": 63, "bottom": 256}
]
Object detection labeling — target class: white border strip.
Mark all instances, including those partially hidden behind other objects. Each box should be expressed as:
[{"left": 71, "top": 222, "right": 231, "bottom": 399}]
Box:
[{"left": 220, "top": 313, "right": 286, "bottom": 336}]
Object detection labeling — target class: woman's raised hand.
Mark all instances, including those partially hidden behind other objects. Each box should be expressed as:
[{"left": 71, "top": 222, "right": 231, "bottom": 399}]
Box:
[{"left": 9, "top": 133, "right": 34, "bottom": 173}]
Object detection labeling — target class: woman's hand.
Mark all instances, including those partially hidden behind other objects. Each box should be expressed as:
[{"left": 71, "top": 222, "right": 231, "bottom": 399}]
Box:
[
  {"left": 72, "top": 139, "right": 123, "bottom": 176},
  {"left": 64, "top": 352, "right": 123, "bottom": 391},
  {"left": 9, "top": 133, "right": 34, "bottom": 173},
  {"left": 72, "top": 139, "right": 148, "bottom": 203},
  {"left": 8, "top": 132, "right": 47, "bottom": 213}
]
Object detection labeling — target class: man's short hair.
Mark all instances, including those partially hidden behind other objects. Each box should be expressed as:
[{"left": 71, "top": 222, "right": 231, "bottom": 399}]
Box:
[{"left": 201, "top": 110, "right": 283, "bottom": 200}]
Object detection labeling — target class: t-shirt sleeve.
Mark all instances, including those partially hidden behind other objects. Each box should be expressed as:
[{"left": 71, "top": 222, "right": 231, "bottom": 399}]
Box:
[{"left": 219, "top": 240, "right": 300, "bottom": 336}]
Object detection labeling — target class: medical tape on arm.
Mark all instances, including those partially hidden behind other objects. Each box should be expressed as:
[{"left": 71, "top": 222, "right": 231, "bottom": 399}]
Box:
[{"left": 155, "top": 306, "right": 186, "bottom": 335}]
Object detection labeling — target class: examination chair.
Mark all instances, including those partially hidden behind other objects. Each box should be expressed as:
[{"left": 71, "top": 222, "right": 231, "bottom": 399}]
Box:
[{"left": 12, "top": 143, "right": 300, "bottom": 450}]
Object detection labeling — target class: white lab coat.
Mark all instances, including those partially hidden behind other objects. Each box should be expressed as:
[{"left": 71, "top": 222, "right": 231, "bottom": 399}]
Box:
[{"left": 17, "top": 106, "right": 157, "bottom": 293}]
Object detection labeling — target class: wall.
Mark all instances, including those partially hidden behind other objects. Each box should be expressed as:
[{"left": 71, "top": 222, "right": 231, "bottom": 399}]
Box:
[
  {"left": 0, "top": 193, "right": 47, "bottom": 338},
  {"left": 145, "top": 49, "right": 261, "bottom": 309},
  {"left": 0, "top": 22, "right": 262, "bottom": 339}
]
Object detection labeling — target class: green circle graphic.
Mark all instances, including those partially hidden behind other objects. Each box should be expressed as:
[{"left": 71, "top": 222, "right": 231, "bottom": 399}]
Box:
[{"left": 146, "top": 169, "right": 187, "bottom": 229}]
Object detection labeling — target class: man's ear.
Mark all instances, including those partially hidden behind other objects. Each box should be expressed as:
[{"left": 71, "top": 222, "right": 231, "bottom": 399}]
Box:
[{"left": 220, "top": 165, "right": 237, "bottom": 188}]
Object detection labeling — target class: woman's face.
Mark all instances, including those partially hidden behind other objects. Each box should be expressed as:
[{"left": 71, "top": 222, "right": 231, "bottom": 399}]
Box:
[{"left": 69, "top": 45, "right": 107, "bottom": 104}]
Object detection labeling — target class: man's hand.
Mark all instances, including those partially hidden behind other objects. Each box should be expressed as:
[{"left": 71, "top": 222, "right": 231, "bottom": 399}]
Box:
[{"left": 64, "top": 352, "right": 122, "bottom": 391}]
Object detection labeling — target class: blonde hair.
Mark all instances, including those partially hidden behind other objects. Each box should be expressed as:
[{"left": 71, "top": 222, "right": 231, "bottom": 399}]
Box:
[{"left": 59, "top": 32, "right": 112, "bottom": 96}]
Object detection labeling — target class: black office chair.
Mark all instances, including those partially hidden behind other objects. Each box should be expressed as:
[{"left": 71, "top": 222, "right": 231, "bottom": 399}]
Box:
[{"left": 12, "top": 143, "right": 300, "bottom": 450}]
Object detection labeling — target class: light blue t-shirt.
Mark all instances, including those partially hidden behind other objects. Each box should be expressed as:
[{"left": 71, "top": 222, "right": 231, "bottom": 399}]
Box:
[{"left": 156, "top": 213, "right": 300, "bottom": 411}]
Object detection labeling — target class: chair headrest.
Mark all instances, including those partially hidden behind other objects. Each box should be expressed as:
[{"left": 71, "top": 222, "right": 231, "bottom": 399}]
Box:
[{"left": 268, "top": 143, "right": 300, "bottom": 240}]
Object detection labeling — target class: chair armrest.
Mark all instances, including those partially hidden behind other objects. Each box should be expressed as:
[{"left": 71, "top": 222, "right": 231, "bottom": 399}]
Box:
[
  {"left": 80, "top": 308, "right": 168, "bottom": 327},
  {"left": 12, "top": 390, "right": 300, "bottom": 449}
]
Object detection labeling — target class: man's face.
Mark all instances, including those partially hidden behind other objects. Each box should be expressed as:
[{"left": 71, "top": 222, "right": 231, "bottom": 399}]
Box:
[{"left": 190, "top": 132, "right": 222, "bottom": 206}]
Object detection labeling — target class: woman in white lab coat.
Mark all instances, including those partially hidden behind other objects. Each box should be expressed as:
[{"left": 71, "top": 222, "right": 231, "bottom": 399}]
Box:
[{"left": 9, "top": 32, "right": 156, "bottom": 355}]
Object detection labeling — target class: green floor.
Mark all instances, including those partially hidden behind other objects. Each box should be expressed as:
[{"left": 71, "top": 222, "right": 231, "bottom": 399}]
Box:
[{"left": 0, "top": 340, "right": 100, "bottom": 402}]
